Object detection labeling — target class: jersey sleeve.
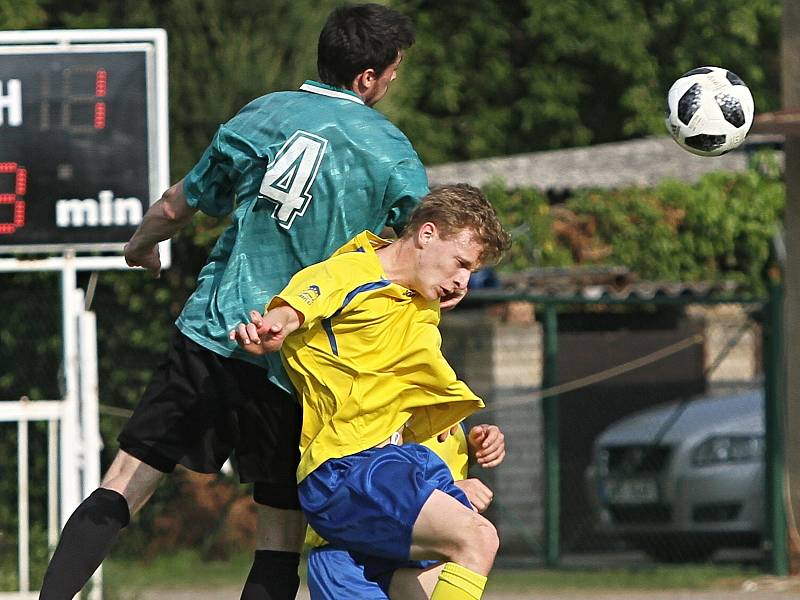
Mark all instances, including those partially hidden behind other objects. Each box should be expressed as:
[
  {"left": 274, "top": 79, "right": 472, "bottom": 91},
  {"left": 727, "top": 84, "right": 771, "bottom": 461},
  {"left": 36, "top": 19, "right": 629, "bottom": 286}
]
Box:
[
  {"left": 383, "top": 156, "right": 429, "bottom": 233},
  {"left": 268, "top": 256, "right": 367, "bottom": 326},
  {"left": 183, "top": 124, "right": 261, "bottom": 217}
]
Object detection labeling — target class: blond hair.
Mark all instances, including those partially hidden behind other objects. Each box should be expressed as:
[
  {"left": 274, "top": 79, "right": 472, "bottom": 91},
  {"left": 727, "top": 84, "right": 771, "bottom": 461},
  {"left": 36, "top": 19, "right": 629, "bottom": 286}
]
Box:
[{"left": 402, "top": 184, "right": 511, "bottom": 265}]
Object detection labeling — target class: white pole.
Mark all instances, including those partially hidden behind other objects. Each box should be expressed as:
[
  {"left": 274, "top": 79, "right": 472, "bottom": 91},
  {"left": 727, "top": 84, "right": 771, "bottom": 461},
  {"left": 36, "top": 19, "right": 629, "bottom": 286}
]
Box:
[
  {"left": 59, "top": 250, "right": 81, "bottom": 528},
  {"left": 17, "top": 419, "right": 29, "bottom": 592},
  {"left": 47, "top": 419, "right": 58, "bottom": 554},
  {"left": 79, "top": 310, "right": 103, "bottom": 600},
  {"left": 78, "top": 310, "right": 101, "bottom": 499}
]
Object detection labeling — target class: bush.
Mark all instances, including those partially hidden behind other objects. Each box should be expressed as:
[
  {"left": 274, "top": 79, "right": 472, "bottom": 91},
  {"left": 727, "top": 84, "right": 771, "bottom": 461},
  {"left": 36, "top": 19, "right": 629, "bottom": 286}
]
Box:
[{"left": 490, "top": 159, "right": 784, "bottom": 296}]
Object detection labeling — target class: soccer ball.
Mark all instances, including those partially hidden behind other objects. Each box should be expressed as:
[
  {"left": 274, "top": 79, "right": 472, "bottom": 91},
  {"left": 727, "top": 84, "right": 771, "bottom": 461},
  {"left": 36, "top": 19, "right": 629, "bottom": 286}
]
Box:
[{"left": 665, "top": 66, "right": 754, "bottom": 157}]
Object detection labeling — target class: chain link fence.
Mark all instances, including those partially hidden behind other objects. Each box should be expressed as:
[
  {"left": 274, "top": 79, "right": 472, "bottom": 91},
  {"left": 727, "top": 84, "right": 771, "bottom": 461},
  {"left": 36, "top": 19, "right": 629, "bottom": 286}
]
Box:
[{"left": 441, "top": 293, "right": 782, "bottom": 569}]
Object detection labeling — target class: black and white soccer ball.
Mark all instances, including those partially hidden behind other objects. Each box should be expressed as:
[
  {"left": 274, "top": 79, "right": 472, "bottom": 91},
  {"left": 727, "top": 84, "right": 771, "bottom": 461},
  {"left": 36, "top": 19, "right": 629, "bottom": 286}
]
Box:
[{"left": 665, "top": 66, "right": 754, "bottom": 157}]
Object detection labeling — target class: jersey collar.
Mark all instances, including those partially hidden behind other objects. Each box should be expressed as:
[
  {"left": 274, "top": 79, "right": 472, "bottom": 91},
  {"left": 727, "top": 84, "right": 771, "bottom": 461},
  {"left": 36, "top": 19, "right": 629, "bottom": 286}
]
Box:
[{"left": 299, "top": 80, "right": 365, "bottom": 105}]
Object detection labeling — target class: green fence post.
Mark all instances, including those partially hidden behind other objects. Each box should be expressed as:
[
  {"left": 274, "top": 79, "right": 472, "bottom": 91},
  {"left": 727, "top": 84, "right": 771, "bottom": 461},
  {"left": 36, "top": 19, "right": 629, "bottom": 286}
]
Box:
[
  {"left": 542, "top": 303, "right": 560, "bottom": 567},
  {"left": 764, "top": 279, "right": 789, "bottom": 575}
]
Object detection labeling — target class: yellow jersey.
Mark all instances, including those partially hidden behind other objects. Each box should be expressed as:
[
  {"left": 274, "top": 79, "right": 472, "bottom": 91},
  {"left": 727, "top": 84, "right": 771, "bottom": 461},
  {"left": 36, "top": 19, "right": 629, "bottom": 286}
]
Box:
[
  {"left": 416, "top": 425, "right": 469, "bottom": 481},
  {"left": 270, "top": 231, "right": 483, "bottom": 482}
]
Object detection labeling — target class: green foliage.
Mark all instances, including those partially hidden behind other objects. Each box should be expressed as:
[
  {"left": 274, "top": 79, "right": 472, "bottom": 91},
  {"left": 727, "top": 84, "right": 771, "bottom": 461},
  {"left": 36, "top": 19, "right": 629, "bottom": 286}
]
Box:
[
  {"left": 490, "top": 161, "right": 784, "bottom": 296},
  {"left": 483, "top": 180, "right": 572, "bottom": 270},
  {"left": 2, "top": 0, "right": 782, "bottom": 168},
  {"left": 387, "top": 0, "right": 780, "bottom": 164},
  {"left": 0, "top": 0, "right": 46, "bottom": 28}
]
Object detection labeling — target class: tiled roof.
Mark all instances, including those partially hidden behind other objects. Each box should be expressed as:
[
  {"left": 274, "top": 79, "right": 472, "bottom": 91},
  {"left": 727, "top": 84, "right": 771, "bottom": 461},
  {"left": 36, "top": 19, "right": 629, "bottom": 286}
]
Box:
[
  {"left": 465, "top": 266, "right": 744, "bottom": 303},
  {"left": 427, "top": 134, "right": 783, "bottom": 191}
]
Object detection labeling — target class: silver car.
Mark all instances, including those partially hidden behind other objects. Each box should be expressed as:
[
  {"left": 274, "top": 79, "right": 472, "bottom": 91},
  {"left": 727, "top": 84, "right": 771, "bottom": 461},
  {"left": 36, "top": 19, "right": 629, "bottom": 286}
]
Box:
[{"left": 586, "top": 390, "right": 764, "bottom": 562}]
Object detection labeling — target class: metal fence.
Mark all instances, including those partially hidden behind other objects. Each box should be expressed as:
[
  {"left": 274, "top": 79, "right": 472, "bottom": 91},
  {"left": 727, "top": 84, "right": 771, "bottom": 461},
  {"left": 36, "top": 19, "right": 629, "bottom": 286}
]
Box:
[
  {"left": 442, "top": 281, "right": 787, "bottom": 573},
  {"left": 0, "top": 266, "right": 102, "bottom": 599}
]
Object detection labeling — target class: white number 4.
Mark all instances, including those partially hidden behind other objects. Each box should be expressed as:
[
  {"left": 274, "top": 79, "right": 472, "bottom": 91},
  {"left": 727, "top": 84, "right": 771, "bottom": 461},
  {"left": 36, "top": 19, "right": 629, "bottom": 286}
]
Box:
[{"left": 259, "top": 131, "right": 328, "bottom": 229}]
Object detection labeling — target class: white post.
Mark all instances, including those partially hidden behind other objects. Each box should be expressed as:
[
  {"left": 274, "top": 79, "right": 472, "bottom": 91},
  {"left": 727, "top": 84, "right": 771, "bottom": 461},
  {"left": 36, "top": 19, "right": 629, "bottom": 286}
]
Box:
[
  {"left": 47, "top": 419, "right": 58, "bottom": 554},
  {"left": 17, "top": 418, "right": 29, "bottom": 593},
  {"left": 78, "top": 309, "right": 101, "bottom": 500},
  {"left": 59, "top": 251, "right": 82, "bottom": 528},
  {"left": 79, "top": 309, "right": 103, "bottom": 600}
]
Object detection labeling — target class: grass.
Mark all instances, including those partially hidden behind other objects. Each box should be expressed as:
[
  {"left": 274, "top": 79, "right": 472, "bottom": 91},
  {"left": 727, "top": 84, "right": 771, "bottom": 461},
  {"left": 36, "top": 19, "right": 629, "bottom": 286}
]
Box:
[
  {"left": 485, "top": 564, "right": 759, "bottom": 592},
  {"left": 104, "top": 550, "right": 255, "bottom": 590},
  {"left": 100, "top": 550, "right": 761, "bottom": 595}
]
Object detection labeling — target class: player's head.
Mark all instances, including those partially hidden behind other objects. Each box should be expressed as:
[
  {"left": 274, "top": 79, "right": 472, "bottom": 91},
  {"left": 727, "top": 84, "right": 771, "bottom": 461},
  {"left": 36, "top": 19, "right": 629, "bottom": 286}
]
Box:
[
  {"left": 400, "top": 184, "right": 512, "bottom": 301},
  {"left": 317, "top": 3, "right": 415, "bottom": 105}
]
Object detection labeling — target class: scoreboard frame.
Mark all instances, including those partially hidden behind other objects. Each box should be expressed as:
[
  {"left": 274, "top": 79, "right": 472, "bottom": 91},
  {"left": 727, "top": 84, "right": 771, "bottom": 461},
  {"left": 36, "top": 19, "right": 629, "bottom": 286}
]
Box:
[{"left": 0, "top": 29, "right": 169, "bottom": 271}]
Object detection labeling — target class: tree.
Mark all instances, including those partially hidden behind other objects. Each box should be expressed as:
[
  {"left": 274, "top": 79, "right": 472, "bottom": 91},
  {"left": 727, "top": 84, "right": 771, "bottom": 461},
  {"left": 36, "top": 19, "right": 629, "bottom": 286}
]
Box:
[{"left": 386, "top": 0, "right": 780, "bottom": 164}]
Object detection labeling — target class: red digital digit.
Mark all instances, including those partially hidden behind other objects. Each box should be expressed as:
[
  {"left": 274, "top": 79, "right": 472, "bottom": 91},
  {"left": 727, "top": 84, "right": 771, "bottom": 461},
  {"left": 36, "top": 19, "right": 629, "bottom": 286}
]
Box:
[
  {"left": 0, "top": 162, "right": 27, "bottom": 235},
  {"left": 94, "top": 68, "right": 107, "bottom": 130}
]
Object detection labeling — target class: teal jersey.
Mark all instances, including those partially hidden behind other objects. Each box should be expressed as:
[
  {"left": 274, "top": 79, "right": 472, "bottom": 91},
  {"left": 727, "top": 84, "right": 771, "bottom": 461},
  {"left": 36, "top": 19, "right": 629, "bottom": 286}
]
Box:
[{"left": 176, "top": 81, "right": 428, "bottom": 393}]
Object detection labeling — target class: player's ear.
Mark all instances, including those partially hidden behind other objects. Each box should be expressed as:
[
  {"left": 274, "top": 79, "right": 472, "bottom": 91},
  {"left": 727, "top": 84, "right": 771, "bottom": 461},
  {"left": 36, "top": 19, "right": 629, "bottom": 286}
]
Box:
[
  {"left": 414, "top": 222, "right": 435, "bottom": 248},
  {"left": 352, "top": 68, "right": 377, "bottom": 94}
]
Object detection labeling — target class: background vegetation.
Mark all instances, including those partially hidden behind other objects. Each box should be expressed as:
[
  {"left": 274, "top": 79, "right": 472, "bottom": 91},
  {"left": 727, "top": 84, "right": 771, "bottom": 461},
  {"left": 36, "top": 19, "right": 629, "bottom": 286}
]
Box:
[{"left": 2, "top": 0, "right": 783, "bottom": 169}]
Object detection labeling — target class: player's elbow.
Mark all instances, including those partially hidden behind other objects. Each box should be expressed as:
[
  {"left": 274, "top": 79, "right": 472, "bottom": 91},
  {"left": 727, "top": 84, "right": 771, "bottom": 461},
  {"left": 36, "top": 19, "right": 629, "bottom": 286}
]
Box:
[{"left": 159, "top": 182, "right": 195, "bottom": 224}]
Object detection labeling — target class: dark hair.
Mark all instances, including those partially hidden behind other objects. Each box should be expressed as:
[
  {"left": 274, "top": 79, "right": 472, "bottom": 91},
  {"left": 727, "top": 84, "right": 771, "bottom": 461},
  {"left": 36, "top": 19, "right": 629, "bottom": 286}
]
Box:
[
  {"left": 317, "top": 3, "right": 415, "bottom": 88},
  {"left": 402, "top": 184, "right": 512, "bottom": 266}
]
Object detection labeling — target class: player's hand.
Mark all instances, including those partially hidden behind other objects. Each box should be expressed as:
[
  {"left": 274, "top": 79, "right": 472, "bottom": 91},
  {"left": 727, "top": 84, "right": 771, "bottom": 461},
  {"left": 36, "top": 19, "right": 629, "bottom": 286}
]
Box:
[
  {"left": 229, "top": 309, "right": 291, "bottom": 355},
  {"left": 468, "top": 424, "right": 506, "bottom": 468},
  {"left": 124, "top": 242, "right": 161, "bottom": 278},
  {"left": 440, "top": 287, "right": 467, "bottom": 311},
  {"left": 455, "top": 478, "right": 494, "bottom": 513}
]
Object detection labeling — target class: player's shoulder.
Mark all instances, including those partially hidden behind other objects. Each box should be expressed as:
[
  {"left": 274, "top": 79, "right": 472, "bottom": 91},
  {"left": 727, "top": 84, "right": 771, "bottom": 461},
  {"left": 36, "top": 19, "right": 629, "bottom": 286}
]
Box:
[
  {"left": 235, "top": 89, "right": 305, "bottom": 114},
  {"left": 325, "top": 246, "right": 376, "bottom": 272},
  {"left": 323, "top": 241, "right": 384, "bottom": 282}
]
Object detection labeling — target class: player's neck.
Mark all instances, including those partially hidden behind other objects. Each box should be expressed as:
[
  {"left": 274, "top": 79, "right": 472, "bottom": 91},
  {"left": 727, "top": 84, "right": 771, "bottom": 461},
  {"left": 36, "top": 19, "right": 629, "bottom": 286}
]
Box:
[{"left": 376, "top": 239, "right": 416, "bottom": 290}]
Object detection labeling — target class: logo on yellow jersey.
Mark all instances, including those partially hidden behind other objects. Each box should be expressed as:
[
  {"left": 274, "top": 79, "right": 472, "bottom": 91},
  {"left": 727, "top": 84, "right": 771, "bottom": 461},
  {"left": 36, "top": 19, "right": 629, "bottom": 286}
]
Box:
[{"left": 299, "top": 284, "right": 321, "bottom": 304}]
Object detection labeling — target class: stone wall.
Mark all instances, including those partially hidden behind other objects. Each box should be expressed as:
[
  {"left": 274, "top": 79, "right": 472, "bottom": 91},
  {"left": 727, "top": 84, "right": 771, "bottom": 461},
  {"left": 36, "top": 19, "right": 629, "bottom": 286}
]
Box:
[
  {"left": 440, "top": 308, "right": 544, "bottom": 554},
  {"left": 686, "top": 304, "right": 762, "bottom": 393}
]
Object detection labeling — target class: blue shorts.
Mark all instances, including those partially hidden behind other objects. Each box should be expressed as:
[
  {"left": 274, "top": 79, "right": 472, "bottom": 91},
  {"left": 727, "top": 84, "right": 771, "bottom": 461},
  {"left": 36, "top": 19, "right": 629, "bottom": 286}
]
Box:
[
  {"left": 307, "top": 545, "right": 438, "bottom": 599},
  {"left": 298, "top": 443, "right": 471, "bottom": 561}
]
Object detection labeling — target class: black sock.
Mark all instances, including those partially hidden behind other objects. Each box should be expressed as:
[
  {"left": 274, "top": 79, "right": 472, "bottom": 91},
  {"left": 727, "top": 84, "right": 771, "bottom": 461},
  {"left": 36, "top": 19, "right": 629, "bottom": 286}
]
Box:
[
  {"left": 240, "top": 550, "right": 301, "bottom": 600},
  {"left": 39, "top": 488, "right": 130, "bottom": 600}
]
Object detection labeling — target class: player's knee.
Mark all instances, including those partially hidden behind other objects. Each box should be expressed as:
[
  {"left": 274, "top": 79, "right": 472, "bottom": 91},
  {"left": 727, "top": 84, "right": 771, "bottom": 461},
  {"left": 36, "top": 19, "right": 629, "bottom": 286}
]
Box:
[
  {"left": 474, "top": 515, "right": 499, "bottom": 560},
  {"left": 255, "top": 505, "right": 306, "bottom": 552},
  {"left": 100, "top": 451, "right": 163, "bottom": 514},
  {"left": 449, "top": 512, "right": 498, "bottom": 572}
]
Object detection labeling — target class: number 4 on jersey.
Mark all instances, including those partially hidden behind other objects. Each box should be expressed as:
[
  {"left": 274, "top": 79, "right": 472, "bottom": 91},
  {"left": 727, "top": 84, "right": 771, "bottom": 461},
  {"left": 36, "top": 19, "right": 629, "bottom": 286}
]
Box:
[{"left": 259, "top": 131, "right": 328, "bottom": 229}]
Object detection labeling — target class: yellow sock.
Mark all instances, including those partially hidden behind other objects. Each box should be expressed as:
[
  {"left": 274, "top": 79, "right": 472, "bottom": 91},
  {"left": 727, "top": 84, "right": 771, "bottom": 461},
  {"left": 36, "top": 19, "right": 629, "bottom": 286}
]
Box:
[{"left": 430, "top": 562, "right": 487, "bottom": 600}]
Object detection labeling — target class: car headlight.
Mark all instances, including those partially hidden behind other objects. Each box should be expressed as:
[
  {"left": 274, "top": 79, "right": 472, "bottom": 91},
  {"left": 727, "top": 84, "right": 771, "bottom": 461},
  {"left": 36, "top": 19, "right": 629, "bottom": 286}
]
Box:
[{"left": 691, "top": 435, "right": 764, "bottom": 467}]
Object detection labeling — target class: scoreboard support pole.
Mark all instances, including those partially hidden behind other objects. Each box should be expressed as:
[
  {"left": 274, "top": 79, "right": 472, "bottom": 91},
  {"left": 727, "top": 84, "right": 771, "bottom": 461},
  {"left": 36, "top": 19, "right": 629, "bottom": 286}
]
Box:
[{"left": 59, "top": 251, "right": 83, "bottom": 531}]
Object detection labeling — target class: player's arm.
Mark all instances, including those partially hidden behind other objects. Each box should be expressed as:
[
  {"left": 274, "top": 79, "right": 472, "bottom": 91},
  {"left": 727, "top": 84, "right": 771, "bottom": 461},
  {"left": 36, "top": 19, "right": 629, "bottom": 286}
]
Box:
[
  {"left": 123, "top": 179, "right": 197, "bottom": 278},
  {"left": 454, "top": 478, "right": 494, "bottom": 513},
  {"left": 229, "top": 304, "right": 303, "bottom": 355},
  {"left": 468, "top": 424, "right": 506, "bottom": 468}
]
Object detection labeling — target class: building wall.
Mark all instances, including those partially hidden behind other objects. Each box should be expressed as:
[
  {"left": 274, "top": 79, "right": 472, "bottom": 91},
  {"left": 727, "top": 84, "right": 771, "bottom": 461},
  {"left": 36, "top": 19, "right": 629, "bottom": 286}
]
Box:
[{"left": 440, "top": 310, "right": 544, "bottom": 554}]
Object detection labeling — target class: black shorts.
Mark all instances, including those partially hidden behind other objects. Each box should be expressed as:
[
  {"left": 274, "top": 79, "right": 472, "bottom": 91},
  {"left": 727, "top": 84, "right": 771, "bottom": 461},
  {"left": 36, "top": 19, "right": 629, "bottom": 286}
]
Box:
[{"left": 117, "top": 328, "right": 301, "bottom": 509}]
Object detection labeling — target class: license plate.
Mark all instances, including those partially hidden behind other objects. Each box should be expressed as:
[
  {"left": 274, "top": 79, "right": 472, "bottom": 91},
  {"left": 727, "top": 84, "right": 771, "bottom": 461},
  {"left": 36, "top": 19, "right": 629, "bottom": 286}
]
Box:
[{"left": 604, "top": 478, "right": 659, "bottom": 504}]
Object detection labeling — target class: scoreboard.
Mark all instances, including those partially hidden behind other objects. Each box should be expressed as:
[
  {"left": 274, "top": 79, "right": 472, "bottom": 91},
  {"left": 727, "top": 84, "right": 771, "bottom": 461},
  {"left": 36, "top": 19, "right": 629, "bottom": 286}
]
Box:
[{"left": 0, "top": 30, "right": 168, "bottom": 264}]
